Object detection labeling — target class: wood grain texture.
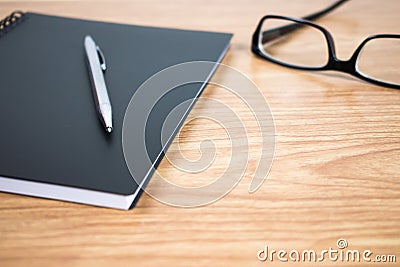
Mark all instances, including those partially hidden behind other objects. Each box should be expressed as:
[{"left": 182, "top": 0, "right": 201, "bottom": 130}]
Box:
[{"left": 0, "top": 0, "right": 399, "bottom": 266}]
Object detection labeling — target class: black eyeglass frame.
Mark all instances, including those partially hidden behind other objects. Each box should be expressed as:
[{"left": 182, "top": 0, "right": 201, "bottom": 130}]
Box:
[{"left": 251, "top": 15, "right": 400, "bottom": 89}]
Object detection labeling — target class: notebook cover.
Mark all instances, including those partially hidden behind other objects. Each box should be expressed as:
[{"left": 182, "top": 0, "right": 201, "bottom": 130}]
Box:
[{"left": 0, "top": 12, "right": 232, "bottom": 196}]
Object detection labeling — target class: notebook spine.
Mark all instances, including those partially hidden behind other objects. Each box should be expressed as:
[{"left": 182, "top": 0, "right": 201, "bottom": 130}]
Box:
[{"left": 0, "top": 11, "right": 25, "bottom": 37}]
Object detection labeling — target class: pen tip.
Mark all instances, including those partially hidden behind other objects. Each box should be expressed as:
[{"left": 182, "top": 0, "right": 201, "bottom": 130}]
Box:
[{"left": 106, "top": 126, "right": 113, "bottom": 133}]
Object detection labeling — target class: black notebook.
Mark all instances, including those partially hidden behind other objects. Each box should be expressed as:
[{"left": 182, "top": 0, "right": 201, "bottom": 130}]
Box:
[{"left": 0, "top": 11, "right": 232, "bottom": 209}]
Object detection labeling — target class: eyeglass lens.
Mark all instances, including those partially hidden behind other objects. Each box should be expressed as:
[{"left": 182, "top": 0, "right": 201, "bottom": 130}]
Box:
[
  {"left": 259, "top": 18, "right": 329, "bottom": 68},
  {"left": 356, "top": 38, "right": 400, "bottom": 85}
]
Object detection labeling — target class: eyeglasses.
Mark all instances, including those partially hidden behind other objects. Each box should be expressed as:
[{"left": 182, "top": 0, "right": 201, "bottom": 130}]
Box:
[{"left": 251, "top": 0, "right": 400, "bottom": 89}]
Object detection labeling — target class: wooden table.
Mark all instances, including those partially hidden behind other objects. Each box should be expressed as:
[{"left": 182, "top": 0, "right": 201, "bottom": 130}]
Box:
[{"left": 1, "top": 0, "right": 399, "bottom": 266}]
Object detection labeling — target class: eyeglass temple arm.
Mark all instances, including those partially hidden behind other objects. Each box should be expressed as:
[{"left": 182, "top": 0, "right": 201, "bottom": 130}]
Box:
[{"left": 261, "top": 0, "right": 349, "bottom": 44}]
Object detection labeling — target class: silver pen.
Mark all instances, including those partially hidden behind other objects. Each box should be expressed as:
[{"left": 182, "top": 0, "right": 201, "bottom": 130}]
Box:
[{"left": 84, "top": 35, "right": 113, "bottom": 133}]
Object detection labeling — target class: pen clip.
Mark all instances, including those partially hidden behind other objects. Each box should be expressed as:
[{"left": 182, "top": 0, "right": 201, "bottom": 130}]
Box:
[{"left": 96, "top": 45, "right": 106, "bottom": 72}]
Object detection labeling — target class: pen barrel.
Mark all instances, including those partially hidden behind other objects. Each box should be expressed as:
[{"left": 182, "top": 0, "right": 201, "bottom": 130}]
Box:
[{"left": 84, "top": 36, "right": 113, "bottom": 131}]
